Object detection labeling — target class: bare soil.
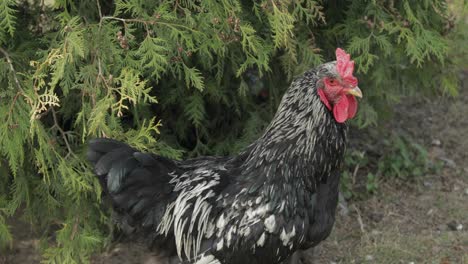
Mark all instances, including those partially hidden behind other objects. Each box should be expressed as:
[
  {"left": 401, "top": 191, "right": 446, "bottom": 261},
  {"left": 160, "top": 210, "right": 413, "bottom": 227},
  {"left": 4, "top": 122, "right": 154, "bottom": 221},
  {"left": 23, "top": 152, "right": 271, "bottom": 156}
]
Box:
[{"left": 1, "top": 76, "right": 467, "bottom": 263}]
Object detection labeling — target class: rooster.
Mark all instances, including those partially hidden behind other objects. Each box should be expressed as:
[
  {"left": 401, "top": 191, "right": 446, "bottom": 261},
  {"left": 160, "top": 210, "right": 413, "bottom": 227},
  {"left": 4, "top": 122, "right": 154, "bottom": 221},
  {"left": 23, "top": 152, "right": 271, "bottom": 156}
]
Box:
[{"left": 87, "top": 48, "right": 362, "bottom": 264}]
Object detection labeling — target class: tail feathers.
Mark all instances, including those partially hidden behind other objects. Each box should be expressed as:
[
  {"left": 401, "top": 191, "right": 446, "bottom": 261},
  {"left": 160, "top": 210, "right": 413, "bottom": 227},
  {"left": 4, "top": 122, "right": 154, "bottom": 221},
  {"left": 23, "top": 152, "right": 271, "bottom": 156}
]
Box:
[
  {"left": 88, "top": 138, "right": 129, "bottom": 155},
  {"left": 106, "top": 156, "right": 139, "bottom": 193},
  {"left": 87, "top": 138, "right": 136, "bottom": 194},
  {"left": 87, "top": 138, "right": 178, "bottom": 237}
]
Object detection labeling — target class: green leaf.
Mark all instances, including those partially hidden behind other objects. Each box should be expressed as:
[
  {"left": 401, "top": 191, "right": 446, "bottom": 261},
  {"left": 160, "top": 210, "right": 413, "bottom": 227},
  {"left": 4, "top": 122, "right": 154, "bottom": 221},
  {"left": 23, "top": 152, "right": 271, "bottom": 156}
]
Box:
[
  {"left": 183, "top": 64, "right": 204, "bottom": 91},
  {"left": 137, "top": 36, "right": 169, "bottom": 80},
  {"left": 183, "top": 93, "right": 205, "bottom": 128},
  {"left": 0, "top": 0, "right": 17, "bottom": 44}
]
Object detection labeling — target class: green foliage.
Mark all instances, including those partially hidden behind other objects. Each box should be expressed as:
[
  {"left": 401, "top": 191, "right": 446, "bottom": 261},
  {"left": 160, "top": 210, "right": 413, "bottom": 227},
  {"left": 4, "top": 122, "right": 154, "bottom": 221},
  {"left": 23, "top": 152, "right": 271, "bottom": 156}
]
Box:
[
  {"left": 378, "top": 135, "right": 432, "bottom": 180},
  {"left": 0, "top": 204, "right": 12, "bottom": 249},
  {"left": 0, "top": 0, "right": 16, "bottom": 44},
  {"left": 340, "top": 149, "right": 371, "bottom": 200},
  {"left": 341, "top": 135, "right": 439, "bottom": 200},
  {"left": 0, "top": 0, "right": 466, "bottom": 262},
  {"left": 41, "top": 217, "right": 103, "bottom": 264},
  {"left": 365, "top": 173, "right": 378, "bottom": 194}
]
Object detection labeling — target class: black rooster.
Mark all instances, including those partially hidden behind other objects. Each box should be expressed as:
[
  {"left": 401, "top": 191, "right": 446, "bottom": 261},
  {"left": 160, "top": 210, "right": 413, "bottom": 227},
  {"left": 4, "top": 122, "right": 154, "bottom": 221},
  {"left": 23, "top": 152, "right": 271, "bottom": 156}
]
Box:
[{"left": 87, "top": 48, "right": 362, "bottom": 264}]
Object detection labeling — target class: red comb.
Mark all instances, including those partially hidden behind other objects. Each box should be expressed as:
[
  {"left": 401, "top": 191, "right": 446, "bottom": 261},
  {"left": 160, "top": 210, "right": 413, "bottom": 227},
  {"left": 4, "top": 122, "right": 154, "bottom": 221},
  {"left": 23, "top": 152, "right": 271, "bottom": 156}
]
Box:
[{"left": 336, "top": 48, "right": 358, "bottom": 87}]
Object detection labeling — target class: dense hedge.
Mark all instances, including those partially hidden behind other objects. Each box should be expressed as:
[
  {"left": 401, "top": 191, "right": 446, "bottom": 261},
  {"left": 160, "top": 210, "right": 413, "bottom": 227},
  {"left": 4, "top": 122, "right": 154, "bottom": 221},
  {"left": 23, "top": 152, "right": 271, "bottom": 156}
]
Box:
[{"left": 0, "top": 0, "right": 466, "bottom": 262}]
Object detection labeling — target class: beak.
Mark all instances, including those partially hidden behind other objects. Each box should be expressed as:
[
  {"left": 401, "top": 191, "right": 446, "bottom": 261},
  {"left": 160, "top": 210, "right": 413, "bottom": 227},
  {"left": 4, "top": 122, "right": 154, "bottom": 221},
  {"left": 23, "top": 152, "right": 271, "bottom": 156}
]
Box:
[{"left": 345, "top": 86, "right": 363, "bottom": 98}]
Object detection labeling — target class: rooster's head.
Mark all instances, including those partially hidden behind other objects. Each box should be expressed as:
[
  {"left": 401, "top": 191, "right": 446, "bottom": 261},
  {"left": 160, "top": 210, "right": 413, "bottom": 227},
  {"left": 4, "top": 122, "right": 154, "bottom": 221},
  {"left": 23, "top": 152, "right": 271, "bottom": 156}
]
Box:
[{"left": 316, "top": 48, "right": 362, "bottom": 123}]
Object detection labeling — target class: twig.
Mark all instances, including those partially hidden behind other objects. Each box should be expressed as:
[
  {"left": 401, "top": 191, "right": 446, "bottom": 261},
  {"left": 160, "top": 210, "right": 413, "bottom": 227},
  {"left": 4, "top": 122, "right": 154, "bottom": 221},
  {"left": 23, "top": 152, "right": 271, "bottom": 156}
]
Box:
[
  {"left": 0, "top": 46, "right": 25, "bottom": 93},
  {"left": 0, "top": 46, "right": 33, "bottom": 123},
  {"left": 7, "top": 92, "right": 21, "bottom": 122},
  {"left": 101, "top": 16, "right": 197, "bottom": 34},
  {"left": 102, "top": 16, "right": 148, "bottom": 24},
  {"left": 352, "top": 204, "right": 366, "bottom": 234},
  {"left": 70, "top": 217, "right": 79, "bottom": 240},
  {"left": 51, "top": 107, "right": 75, "bottom": 157},
  {"left": 102, "top": 16, "right": 152, "bottom": 35},
  {"left": 352, "top": 163, "right": 360, "bottom": 185},
  {"left": 96, "top": 59, "right": 113, "bottom": 97},
  {"left": 96, "top": 0, "right": 103, "bottom": 21},
  {"left": 95, "top": 3, "right": 118, "bottom": 92},
  {"left": 38, "top": 107, "right": 54, "bottom": 119}
]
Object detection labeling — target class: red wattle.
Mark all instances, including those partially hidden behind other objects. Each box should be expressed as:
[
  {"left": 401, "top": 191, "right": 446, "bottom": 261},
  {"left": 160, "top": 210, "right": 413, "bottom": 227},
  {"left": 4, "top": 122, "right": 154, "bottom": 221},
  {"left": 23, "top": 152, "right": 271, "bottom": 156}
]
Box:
[{"left": 333, "top": 96, "right": 349, "bottom": 123}]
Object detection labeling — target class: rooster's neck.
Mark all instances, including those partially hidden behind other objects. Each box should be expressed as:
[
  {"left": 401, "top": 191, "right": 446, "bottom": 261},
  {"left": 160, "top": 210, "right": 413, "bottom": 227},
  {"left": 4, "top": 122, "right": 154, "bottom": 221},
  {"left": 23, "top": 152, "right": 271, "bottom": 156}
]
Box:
[{"left": 241, "top": 80, "right": 347, "bottom": 195}]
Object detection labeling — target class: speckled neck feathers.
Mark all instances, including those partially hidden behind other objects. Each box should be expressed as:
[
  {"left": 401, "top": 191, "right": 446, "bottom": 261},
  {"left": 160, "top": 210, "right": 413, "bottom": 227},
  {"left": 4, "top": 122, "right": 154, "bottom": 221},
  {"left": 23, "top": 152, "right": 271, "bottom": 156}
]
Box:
[{"left": 242, "top": 68, "right": 347, "bottom": 193}]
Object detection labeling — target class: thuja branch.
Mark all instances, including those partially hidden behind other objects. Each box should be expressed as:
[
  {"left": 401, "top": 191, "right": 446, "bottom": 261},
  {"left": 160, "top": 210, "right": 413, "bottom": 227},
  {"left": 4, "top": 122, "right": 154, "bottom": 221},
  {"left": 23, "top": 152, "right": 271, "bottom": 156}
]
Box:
[
  {"left": 0, "top": 46, "right": 32, "bottom": 123},
  {"left": 51, "top": 107, "right": 76, "bottom": 157},
  {"left": 6, "top": 92, "right": 22, "bottom": 123},
  {"left": 96, "top": 0, "right": 103, "bottom": 21},
  {"left": 101, "top": 16, "right": 200, "bottom": 34},
  {"left": 0, "top": 46, "right": 24, "bottom": 93}
]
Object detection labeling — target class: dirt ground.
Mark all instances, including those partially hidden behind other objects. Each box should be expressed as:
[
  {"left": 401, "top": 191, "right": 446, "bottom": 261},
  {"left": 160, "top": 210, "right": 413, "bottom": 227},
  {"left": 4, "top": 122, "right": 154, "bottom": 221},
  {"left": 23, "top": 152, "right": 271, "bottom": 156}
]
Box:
[{"left": 1, "top": 76, "right": 467, "bottom": 263}]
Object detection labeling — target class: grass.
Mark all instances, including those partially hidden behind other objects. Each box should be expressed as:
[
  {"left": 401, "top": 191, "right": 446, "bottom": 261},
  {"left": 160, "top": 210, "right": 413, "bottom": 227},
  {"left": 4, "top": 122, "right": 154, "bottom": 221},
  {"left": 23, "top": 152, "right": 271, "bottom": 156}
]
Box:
[{"left": 317, "top": 178, "right": 468, "bottom": 263}]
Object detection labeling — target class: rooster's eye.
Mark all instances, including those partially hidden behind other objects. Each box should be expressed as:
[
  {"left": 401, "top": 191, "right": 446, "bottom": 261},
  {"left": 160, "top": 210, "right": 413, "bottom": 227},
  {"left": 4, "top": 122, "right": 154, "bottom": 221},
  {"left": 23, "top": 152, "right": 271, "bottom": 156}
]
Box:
[{"left": 329, "top": 79, "right": 337, "bottom": 85}]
